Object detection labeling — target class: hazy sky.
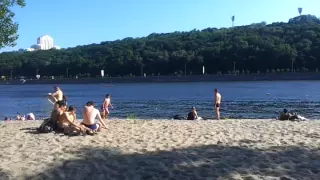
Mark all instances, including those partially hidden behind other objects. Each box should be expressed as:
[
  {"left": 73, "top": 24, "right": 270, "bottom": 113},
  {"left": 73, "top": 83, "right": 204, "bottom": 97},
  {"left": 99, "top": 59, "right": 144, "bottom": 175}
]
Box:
[{"left": 1, "top": 0, "right": 319, "bottom": 52}]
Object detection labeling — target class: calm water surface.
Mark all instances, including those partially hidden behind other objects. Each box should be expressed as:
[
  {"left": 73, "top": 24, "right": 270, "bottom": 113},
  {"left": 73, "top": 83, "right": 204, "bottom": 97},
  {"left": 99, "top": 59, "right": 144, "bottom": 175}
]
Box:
[{"left": 0, "top": 81, "right": 320, "bottom": 120}]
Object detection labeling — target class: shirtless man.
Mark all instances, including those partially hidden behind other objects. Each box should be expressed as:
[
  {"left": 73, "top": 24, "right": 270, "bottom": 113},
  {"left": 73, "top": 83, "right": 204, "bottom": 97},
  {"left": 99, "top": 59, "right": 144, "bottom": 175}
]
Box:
[
  {"left": 51, "top": 101, "right": 67, "bottom": 130},
  {"left": 49, "top": 86, "right": 64, "bottom": 103},
  {"left": 214, "top": 89, "right": 222, "bottom": 120},
  {"left": 58, "top": 106, "right": 91, "bottom": 133},
  {"left": 82, "top": 101, "right": 107, "bottom": 131},
  {"left": 101, "top": 94, "right": 113, "bottom": 120},
  {"left": 58, "top": 106, "right": 78, "bottom": 129}
]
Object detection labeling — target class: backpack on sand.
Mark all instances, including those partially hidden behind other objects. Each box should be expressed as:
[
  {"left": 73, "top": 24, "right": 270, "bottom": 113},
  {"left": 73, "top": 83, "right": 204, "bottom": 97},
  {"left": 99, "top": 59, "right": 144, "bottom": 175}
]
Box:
[{"left": 37, "top": 118, "right": 56, "bottom": 133}]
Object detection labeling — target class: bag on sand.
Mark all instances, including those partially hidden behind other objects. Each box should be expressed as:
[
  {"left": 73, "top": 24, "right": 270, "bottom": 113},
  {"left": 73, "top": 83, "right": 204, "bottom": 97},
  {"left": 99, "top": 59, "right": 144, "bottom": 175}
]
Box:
[{"left": 37, "top": 118, "right": 56, "bottom": 133}]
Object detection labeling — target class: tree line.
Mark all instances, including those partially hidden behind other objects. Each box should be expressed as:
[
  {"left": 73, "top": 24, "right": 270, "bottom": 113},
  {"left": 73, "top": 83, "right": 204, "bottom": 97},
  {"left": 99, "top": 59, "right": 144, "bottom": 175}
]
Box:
[{"left": 1, "top": 14, "right": 320, "bottom": 78}]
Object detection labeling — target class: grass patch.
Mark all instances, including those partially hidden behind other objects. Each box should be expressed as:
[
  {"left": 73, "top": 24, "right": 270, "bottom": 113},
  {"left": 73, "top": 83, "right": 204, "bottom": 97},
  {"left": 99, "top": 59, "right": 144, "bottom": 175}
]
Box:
[{"left": 126, "top": 114, "right": 136, "bottom": 120}]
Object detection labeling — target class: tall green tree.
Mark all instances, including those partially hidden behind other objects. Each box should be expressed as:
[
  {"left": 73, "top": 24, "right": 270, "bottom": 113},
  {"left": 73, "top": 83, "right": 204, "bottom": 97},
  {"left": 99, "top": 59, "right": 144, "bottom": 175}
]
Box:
[{"left": 0, "top": 0, "right": 25, "bottom": 49}]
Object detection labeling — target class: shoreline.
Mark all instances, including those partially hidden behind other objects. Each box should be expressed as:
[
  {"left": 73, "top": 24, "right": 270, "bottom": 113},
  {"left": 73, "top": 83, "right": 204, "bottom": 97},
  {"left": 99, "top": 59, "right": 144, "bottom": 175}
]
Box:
[
  {"left": 2, "top": 72, "right": 320, "bottom": 84},
  {"left": 2, "top": 117, "right": 319, "bottom": 122},
  {"left": 1, "top": 119, "right": 319, "bottom": 179},
  {"left": 2, "top": 118, "right": 319, "bottom": 122}
]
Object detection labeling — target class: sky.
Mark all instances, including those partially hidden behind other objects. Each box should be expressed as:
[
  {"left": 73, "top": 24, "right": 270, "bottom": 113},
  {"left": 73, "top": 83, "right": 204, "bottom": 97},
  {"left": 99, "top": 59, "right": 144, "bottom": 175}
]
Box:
[{"left": 1, "top": 0, "right": 320, "bottom": 52}]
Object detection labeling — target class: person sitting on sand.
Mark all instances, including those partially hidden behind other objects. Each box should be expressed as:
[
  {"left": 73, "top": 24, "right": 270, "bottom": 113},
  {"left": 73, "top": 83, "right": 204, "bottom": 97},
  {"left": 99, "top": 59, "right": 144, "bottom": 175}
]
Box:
[
  {"left": 4, "top": 116, "right": 11, "bottom": 121},
  {"left": 278, "top": 109, "right": 308, "bottom": 121},
  {"left": 16, "top": 113, "right": 22, "bottom": 120},
  {"left": 58, "top": 106, "right": 91, "bottom": 134},
  {"left": 279, "top": 109, "right": 291, "bottom": 120},
  {"left": 187, "top": 107, "right": 199, "bottom": 120},
  {"left": 51, "top": 101, "right": 67, "bottom": 128},
  {"left": 81, "top": 101, "right": 107, "bottom": 132},
  {"left": 100, "top": 94, "right": 113, "bottom": 120},
  {"left": 49, "top": 86, "right": 64, "bottom": 103},
  {"left": 26, "top": 113, "right": 35, "bottom": 120}
]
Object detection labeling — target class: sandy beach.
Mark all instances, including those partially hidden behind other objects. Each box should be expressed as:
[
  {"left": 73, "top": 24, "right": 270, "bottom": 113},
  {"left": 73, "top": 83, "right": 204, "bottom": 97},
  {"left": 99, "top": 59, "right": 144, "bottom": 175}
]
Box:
[{"left": 0, "top": 119, "right": 319, "bottom": 180}]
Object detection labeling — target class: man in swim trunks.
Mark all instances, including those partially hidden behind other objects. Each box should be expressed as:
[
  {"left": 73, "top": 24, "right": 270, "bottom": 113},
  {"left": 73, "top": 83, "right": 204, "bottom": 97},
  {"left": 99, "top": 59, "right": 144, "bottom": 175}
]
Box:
[
  {"left": 49, "top": 86, "right": 64, "bottom": 103},
  {"left": 81, "top": 101, "right": 107, "bottom": 131},
  {"left": 214, "top": 89, "right": 222, "bottom": 120}
]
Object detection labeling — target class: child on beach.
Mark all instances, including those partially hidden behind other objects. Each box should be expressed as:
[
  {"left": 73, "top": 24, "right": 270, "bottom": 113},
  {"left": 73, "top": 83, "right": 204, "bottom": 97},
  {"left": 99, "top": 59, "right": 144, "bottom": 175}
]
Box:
[{"left": 101, "top": 94, "right": 113, "bottom": 120}]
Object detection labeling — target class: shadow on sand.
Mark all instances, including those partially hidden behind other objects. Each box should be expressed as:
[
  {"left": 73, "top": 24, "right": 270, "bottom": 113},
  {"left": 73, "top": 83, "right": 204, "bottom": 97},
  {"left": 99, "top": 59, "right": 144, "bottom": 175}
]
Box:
[{"left": 0, "top": 143, "right": 311, "bottom": 180}]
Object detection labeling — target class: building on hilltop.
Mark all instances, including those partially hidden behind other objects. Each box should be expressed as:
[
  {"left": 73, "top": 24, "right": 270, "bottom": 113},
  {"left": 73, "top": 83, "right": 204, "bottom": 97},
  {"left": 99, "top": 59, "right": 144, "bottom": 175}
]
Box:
[
  {"left": 37, "top": 35, "right": 54, "bottom": 50},
  {"left": 26, "top": 35, "right": 60, "bottom": 51}
]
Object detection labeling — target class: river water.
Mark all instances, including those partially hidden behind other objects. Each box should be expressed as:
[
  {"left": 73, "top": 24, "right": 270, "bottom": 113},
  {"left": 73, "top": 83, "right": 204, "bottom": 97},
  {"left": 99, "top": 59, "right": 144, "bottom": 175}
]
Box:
[{"left": 0, "top": 81, "right": 319, "bottom": 120}]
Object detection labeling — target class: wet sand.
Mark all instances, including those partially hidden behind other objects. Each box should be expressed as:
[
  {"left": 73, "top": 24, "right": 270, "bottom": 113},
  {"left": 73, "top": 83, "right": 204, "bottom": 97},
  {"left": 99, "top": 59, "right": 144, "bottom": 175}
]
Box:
[{"left": 0, "top": 119, "right": 319, "bottom": 180}]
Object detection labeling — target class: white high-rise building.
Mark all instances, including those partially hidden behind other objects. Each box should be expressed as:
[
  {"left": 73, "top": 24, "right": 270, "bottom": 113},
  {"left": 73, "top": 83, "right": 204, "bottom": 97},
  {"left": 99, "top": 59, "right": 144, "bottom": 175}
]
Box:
[
  {"left": 37, "top": 35, "right": 54, "bottom": 50},
  {"left": 25, "top": 35, "right": 60, "bottom": 51}
]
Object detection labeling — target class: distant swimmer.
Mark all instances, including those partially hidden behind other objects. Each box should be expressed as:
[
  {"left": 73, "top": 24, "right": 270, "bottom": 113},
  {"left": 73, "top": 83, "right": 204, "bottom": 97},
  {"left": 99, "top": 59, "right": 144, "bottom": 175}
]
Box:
[
  {"left": 213, "top": 89, "right": 222, "bottom": 120},
  {"left": 49, "top": 86, "right": 64, "bottom": 103},
  {"left": 266, "top": 93, "right": 270, "bottom": 96}
]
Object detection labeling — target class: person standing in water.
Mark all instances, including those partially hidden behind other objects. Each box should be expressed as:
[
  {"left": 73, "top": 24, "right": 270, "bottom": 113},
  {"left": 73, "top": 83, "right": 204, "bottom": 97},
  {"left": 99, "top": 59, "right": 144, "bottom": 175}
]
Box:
[
  {"left": 213, "top": 89, "right": 222, "bottom": 120},
  {"left": 101, "top": 94, "right": 113, "bottom": 120},
  {"left": 49, "top": 86, "right": 64, "bottom": 103}
]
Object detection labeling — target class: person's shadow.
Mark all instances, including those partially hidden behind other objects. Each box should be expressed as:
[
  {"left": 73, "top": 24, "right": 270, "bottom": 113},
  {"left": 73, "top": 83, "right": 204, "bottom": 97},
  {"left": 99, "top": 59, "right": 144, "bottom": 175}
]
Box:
[
  {"left": 3, "top": 142, "right": 316, "bottom": 180},
  {"left": 20, "top": 127, "right": 40, "bottom": 134}
]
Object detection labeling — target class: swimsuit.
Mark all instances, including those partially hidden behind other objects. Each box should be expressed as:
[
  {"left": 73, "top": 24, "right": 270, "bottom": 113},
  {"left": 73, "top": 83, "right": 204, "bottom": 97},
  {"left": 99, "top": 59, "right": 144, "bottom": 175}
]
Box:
[
  {"left": 81, "top": 123, "right": 98, "bottom": 130},
  {"left": 215, "top": 103, "right": 220, "bottom": 108},
  {"left": 101, "top": 105, "right": 110, "bottom": 114}
]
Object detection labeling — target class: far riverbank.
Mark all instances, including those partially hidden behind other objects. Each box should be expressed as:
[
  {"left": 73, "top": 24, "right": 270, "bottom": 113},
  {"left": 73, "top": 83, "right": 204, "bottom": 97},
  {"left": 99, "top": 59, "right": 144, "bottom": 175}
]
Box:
[{"left": 1, "top": 72, "right": 320, "bottom": 85}]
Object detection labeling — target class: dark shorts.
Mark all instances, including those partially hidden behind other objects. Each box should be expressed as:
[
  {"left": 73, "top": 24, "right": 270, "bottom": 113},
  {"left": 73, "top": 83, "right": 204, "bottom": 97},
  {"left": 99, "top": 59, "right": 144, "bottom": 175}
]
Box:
[
  {"left": 81, "top": 123, "right": 99, "bottom": 130},
  {"left": 215, "top": 103, "right": 220, "bottom": 108}
]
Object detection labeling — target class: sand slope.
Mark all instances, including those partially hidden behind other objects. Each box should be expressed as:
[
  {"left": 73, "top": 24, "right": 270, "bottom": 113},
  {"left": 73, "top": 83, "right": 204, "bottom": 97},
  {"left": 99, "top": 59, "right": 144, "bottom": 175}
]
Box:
[{"left": 0, "top": 119, "right": 319, "bottom": 180}]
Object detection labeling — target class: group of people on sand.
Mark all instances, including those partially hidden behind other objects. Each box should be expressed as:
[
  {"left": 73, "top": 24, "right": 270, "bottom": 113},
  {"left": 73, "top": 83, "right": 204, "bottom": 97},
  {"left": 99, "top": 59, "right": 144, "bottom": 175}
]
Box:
[
  {"left": 4, "top": 112, "right": 35, "bottom": 121},
  {"left": 278, "top": 108, "right": 308, "bottom": 121},
  {"left": 38, "top": 86, "right": 113, "bottom": 135},
  {"left": 47, "top": 86, "right": 222, "bottom": 127}
]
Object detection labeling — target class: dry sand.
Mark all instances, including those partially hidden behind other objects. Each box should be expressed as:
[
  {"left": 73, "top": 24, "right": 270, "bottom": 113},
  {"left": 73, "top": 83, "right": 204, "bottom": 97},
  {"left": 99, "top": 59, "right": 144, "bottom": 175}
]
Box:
[{"left": 0, "top": 119, "right": 319, "bottom": 180}]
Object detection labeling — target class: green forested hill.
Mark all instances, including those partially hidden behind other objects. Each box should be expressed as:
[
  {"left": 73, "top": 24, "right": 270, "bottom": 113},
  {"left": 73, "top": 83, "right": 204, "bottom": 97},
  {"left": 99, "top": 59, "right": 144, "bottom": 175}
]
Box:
[{"left": 1, "top": 15, "right": 320, "bottom": 77}]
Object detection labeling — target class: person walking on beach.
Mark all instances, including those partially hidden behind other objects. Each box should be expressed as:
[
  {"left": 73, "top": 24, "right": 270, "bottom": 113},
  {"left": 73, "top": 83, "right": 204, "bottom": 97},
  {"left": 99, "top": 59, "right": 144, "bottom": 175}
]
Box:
[
  {"left": 82, "top": 101, "right": 107, "bottom": 132},
  {"left": 101, "top": 94, "right": 113, "bottom": 120},
  {"left": 214, "top": 89, "right": 222, "bottom": 120}
]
